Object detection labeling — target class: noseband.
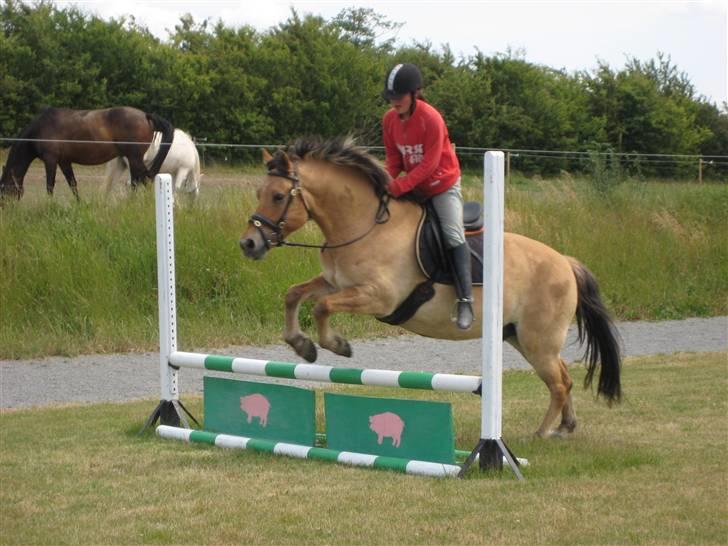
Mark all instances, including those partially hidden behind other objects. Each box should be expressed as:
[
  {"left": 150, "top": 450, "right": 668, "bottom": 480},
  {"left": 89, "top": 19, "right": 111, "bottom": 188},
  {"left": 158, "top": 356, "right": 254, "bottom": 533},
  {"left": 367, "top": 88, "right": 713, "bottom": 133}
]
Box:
[{"left": 248, "top": 170, "right": 391, "bottom": 251}]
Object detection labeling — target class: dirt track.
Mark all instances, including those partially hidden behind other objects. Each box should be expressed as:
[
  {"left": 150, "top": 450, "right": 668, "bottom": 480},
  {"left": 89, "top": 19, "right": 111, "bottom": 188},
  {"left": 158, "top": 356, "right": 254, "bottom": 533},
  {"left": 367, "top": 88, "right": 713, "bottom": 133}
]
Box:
[{"left": 1, "top": 317, "right": 725, "bottom": 410}]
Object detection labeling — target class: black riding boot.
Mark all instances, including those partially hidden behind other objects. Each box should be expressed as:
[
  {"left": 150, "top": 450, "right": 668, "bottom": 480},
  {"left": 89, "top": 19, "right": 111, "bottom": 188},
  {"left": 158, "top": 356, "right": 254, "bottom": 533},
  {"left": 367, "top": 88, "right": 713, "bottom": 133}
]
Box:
[{"left": 449, "top": 243, "right": 474, "bottom": 330}]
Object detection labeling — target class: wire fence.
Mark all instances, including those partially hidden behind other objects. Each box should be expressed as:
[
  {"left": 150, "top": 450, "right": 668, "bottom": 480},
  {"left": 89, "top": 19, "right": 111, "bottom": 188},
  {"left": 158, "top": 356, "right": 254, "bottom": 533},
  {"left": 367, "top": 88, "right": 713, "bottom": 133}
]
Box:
[{"left": 2, "top": 136, "right": 726, "bottom": 182}]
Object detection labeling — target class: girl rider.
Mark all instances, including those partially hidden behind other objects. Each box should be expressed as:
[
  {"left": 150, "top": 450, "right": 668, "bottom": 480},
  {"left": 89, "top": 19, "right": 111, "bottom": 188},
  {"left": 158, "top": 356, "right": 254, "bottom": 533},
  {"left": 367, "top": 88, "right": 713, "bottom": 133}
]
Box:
[{"left": 381, "top": 63, "right": 474, "bottom": 330}]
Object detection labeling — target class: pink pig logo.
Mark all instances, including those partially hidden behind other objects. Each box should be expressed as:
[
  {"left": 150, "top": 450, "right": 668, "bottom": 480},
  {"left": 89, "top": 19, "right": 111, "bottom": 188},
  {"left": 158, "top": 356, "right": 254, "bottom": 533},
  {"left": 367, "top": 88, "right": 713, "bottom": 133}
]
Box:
[
  {"left": 239, "top": 394, "right": 271, "bottom": 427},
  {"left": 369, "top": 412, "right": 405, "bottom": 448}
]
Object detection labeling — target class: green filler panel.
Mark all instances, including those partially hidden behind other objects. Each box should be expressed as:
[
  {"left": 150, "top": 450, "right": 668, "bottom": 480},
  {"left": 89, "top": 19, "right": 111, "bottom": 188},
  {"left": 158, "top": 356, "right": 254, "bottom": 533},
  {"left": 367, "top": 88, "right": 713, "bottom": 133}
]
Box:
[
  {"left": 204, "top": 377, "right": 316, "bottom": 446},
  {"left": 324, "top": 393, "right": 455, "bottom": 464}
]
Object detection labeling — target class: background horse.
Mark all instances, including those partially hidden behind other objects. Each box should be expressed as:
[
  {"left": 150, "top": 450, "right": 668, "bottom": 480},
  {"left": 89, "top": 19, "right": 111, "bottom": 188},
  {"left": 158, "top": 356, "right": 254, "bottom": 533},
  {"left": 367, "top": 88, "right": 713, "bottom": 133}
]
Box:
[
  {"left": 0, "top": 106, "right": 174, "bottom": 200},
  {"left": 104, "top": 128, "right": 202, "bottom": 200},
  {"left": 239, "top": 136, "right": 622, "bottom": 438}
]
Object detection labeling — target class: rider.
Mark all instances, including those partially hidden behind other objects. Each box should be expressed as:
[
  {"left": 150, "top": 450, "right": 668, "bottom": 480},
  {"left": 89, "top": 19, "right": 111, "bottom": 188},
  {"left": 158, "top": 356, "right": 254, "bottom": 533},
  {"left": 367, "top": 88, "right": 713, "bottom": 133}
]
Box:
[{"left": 381, "top": 63, "right": 474, "bottom": 330}]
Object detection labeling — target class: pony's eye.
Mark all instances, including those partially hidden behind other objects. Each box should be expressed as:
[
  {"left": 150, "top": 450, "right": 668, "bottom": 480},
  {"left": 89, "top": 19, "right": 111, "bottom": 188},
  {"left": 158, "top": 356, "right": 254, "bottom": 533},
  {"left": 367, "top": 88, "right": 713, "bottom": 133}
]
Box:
[{"left": 273, "top": 192, "right": 285, "bottom": 204}]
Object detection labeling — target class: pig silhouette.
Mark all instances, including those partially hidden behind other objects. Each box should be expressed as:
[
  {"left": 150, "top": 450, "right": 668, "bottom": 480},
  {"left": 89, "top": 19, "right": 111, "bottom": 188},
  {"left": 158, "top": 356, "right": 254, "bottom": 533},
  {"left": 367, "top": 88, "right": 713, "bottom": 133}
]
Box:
[
  {"left": 239, "top": 394, "right": 271, "bottom": 427},
  {"left": 369, "top": 412, "right": 405, "bottom": 447}
]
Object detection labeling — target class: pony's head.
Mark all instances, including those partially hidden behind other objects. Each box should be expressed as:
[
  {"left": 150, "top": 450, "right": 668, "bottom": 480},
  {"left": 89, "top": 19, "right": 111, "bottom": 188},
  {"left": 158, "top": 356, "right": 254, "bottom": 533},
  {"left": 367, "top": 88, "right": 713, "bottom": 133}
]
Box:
[
  {"left": 239, "top": 148, "right": 312, "bottom": 259},
  {"left": 0, "top": 164, "right": 24, "bottom": 200}
]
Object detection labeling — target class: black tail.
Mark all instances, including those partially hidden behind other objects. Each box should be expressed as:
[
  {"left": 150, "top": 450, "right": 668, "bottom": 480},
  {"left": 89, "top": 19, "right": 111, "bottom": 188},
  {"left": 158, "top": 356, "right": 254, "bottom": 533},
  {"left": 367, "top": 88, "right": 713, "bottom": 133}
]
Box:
[
  {"left": 569, "top": 258, "right": 622, "bottom": 404},
  {"left": 145, "top": 113, "right": 174, "bottom": 178}
]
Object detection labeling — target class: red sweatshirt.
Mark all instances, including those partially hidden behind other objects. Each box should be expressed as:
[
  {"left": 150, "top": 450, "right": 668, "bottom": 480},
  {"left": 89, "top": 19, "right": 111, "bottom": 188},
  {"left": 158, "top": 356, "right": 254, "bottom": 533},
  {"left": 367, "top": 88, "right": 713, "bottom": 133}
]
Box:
[{"left": 382, "top": 99, "right": 461, "bottom": 198}]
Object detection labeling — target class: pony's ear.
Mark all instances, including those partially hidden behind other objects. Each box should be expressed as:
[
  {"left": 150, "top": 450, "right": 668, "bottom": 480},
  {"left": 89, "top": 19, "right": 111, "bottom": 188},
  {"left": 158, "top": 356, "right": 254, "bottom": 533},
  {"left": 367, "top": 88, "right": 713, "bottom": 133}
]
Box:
[
  {"left": 282, "top": 152, "right": 294, "bottom": 172},
  {"left": 261, "top": 149, "right": 273, "bottom": 164}
]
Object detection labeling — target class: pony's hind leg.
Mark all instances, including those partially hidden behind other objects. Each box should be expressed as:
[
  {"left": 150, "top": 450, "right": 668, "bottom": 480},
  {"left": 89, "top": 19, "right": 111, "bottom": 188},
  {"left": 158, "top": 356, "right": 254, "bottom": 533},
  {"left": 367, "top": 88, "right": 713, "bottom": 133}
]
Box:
[
  {"left": 59, "top": 161, "right": 80, "bottom": 201},
  {"left": 283, "top": 274, "right": 336, "bottom": 362},
  {"left": 557, "top": 357, "right": 577, "bottom": 434},
  {"left": 509, "top": 325, "right": 575, "bottom": 438}
]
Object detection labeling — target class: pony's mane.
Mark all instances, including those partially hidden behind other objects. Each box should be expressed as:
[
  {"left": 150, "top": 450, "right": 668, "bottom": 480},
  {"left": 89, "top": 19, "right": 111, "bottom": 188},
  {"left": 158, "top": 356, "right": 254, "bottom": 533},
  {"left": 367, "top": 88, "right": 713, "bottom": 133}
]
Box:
[{"left": 266, "top": 136, "right": 416, "bottom": 201}]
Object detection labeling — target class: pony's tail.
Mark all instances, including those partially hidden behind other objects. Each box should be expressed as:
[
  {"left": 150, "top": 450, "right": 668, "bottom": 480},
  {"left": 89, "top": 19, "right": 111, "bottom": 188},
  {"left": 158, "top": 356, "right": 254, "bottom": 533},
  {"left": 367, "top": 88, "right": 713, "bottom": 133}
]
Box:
[
  {"left": 145, "top": 113, "right": 174, "bottom": 178},
  {"left": 569, "top": 257, "right": 623, "bottom": 404}
]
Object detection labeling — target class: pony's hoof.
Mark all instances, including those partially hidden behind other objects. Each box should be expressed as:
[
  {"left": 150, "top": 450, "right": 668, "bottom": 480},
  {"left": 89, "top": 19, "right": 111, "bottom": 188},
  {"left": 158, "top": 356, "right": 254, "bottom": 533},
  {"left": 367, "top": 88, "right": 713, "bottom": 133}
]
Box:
[
  {"left": 287, "top": 335, "right": 317, "bottom": 362},
  {"left": 536, "top": 429, "right": 569, "bottom": 439},
  {"left": 323, "top": 336, "right": 352, "bottom": 358},
  {"left": 557, "top": 421, "right": 577, "bottom": 435},
  {"left": 333, "top": 337, "right": 352, "bottom": 358}
]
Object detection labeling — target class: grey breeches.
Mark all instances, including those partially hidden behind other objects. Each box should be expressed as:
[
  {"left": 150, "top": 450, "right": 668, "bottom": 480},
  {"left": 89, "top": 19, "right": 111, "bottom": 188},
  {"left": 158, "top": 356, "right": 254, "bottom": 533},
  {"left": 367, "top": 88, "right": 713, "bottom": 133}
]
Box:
[{"left": 430, "top": 180, "right": 466, "bottom": 248}]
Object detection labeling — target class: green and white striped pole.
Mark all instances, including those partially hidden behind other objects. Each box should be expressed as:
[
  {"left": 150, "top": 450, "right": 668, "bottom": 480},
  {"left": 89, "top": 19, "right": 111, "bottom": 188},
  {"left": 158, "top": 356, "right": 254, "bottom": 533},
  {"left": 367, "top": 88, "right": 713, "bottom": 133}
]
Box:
[
  {"left": 169, "top": 351, "right": 481, "bottom": 393},
  {"left": 157, "top": 425, "right": 462, "bottom": 478}
]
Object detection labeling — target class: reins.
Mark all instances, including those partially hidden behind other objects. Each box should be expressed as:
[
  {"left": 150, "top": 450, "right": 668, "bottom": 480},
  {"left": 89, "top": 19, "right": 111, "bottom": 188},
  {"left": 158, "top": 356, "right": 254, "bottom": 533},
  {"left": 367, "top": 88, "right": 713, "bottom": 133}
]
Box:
[{"left": 249, "top": 170, "right": 391, "bottom": 251}]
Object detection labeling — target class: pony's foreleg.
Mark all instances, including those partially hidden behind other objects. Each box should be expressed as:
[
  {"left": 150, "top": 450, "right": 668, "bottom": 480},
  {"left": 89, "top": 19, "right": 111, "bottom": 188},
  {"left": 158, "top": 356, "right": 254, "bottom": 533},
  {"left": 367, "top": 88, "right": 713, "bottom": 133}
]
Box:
[
  {"left": 283, "top": 274, "right": 336, "bottom": 362},
  {"left": 43, "top": 159, "right": 58, "bottom": 196},
  {"left": 312, "top": 285, "right": 389, "bottom": 359},
  {"left": 58, "top": 162, "right": 80, "bottom": 201},
  {"left": 104, "top": 158, "right": 127, "bottom": 195}
]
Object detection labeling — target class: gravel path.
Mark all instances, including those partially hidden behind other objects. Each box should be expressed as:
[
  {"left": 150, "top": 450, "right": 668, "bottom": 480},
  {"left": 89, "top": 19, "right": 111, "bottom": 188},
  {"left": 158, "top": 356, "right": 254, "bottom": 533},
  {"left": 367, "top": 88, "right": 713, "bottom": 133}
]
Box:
[{"left": 1, "top": 317, "right": 725, "bottom": 410}]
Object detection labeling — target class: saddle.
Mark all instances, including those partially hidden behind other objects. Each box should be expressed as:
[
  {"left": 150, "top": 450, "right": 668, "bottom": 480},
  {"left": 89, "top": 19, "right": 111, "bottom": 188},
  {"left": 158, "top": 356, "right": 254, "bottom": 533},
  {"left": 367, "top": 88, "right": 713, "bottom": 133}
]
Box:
[
  {"left": 377, "top": 201, "right": 485, "bottom": 325},
  {"left": 416, "top": 201, "right": 484, "bottom": 286}
]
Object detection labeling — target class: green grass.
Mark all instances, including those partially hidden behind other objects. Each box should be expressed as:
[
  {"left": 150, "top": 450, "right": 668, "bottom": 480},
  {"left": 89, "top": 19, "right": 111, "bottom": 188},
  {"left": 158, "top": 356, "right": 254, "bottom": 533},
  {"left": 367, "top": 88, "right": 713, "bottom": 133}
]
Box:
[
  {"left": 1, "top": 164, "right": 726, "bottom": 358},
  {"left": 1, "top": 353, "right": 726, "bottom": 545}
]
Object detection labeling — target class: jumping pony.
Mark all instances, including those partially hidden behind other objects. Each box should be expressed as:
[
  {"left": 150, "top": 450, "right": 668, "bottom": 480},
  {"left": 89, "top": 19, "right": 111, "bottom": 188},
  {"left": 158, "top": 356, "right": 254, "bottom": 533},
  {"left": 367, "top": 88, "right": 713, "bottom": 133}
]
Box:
[
  {"left": 239, "top": 136, "right": 622, "bottom": 438},
  {"left": 104, "top": 128, "right": 201, "bottom": 199},
  {"left": 0, "top": 106, "right": 174, "bottom": 200}
]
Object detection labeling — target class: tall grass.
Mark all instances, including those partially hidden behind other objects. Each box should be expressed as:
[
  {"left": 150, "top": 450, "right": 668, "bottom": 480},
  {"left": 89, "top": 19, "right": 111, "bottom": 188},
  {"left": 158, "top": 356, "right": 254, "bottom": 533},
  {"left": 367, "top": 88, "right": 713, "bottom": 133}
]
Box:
[
  {"left": 1, "top": 173, "right": 726, "bottom": 358},
  {"left": 496, "top": 176, "right": 728, "bottom": 319}
]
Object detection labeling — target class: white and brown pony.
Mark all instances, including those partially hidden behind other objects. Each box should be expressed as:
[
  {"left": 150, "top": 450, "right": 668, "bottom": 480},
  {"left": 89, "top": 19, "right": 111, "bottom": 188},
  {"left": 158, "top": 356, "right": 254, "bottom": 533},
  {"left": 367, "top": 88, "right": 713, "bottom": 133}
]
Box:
[
  {"left": 104, "top": 128, "right": 201, "bottom": 199},
  {"left": 239, "top": 137, "right": 621, "bottom": 438}
]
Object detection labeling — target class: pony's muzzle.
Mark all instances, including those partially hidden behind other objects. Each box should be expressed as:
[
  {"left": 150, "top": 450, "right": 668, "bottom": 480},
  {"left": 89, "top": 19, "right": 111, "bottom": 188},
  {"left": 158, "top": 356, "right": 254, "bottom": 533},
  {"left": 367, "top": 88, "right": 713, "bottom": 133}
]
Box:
[{"left": 239, "top": 232, "right": 268, "bottom": 260}]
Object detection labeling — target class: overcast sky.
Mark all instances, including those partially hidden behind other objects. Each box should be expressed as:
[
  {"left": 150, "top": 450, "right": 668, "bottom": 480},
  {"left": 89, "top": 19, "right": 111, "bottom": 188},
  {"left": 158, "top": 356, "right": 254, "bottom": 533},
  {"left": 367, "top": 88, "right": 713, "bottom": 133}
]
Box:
[{"left": 60, "top": 0, "right": 727, "bottom": 106}]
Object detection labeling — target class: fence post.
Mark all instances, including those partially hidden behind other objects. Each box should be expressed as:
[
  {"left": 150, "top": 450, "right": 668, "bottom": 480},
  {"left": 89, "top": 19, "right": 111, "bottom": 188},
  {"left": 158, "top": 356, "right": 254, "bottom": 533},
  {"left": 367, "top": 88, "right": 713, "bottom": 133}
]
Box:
[
  {"left": 506, "top": 151, "right": 511, "bottom": 184},
  {"left": 698, "top": 157, "right": 703, "bottom": 184}
]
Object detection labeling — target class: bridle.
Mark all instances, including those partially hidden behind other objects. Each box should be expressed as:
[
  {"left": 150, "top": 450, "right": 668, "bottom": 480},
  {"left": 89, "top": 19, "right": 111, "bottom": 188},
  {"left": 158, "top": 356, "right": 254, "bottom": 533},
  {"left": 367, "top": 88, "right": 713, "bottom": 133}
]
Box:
[{"left": 249, "top": 169, "right": 391, "bottom": 251}]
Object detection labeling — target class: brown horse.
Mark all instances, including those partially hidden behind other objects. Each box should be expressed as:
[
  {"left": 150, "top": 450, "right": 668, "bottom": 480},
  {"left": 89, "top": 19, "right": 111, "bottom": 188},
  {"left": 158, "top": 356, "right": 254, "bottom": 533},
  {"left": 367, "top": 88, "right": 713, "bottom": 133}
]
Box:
[
  {"left": 0, "top": 106, "right": 174, "bottom": 200},
  {"left": 239, "top": 136, "right": 622, "bottom": 438}
]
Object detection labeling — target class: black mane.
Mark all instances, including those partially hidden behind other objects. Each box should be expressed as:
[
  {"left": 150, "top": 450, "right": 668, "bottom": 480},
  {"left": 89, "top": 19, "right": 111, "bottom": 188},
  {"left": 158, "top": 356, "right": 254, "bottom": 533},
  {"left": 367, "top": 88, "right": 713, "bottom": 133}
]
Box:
[{"left": 266, "top": 136, "right": 416, "bottom": 201}]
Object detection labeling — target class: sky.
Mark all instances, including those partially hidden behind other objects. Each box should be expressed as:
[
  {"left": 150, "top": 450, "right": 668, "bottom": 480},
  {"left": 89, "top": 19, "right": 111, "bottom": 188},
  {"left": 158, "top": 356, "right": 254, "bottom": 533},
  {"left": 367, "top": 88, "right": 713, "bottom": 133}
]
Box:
[{"left": 60, "top": 0, "right": 727, "bottom": 106}]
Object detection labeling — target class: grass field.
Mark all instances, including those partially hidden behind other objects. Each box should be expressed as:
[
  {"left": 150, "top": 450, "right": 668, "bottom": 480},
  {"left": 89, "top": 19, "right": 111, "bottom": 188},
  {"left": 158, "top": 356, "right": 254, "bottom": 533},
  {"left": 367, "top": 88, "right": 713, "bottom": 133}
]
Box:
[
  {"left": 1, "top": 352, "right": 726, "bottom": 545},
  {"left": 1, "top": 161, "right": 726, "bottom": 359}
]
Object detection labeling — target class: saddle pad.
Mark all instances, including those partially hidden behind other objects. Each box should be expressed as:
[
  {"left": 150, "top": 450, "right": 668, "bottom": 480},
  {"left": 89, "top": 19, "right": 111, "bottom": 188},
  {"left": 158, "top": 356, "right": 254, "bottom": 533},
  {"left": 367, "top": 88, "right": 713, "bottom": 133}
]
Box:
[{"left": 415, "top": 208, "right": 484, "bottom": 286}]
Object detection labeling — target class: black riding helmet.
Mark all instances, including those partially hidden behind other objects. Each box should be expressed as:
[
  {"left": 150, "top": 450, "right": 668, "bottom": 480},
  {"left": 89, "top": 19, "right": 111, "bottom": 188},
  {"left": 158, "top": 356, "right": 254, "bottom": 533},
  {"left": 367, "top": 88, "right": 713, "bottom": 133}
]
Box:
[{"left": 381, "top": 63, "right": 423, "bottom": 100}]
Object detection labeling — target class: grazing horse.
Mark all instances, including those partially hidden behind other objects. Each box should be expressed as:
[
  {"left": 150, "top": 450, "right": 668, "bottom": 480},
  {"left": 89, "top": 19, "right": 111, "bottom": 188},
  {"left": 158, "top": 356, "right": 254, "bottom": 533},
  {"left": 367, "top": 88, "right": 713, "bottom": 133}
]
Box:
[
  {"left": 104, "top": 128, "right": 202, "bottom": 200},
  {"left": 239, "top": 136, "right": 622, "bottom": 438},
  {"left": 0, "top": 106, "right": 174, "bottom": 200}
]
